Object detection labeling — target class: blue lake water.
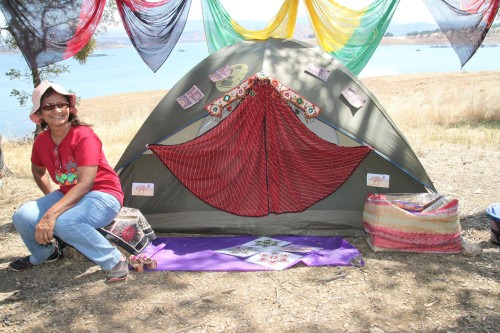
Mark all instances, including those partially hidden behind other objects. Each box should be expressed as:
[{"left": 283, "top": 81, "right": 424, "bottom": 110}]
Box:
[{"left": 1, "top": 42, "right": 499, "bottom": 139}]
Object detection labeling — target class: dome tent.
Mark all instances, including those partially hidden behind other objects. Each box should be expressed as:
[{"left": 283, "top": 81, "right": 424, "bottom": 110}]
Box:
[{"left": 115, "top": 38, "right": 434, "bottom": 237}]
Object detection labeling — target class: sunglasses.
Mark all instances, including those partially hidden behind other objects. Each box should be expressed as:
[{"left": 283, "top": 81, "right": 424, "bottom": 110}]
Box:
[{"left": 40, "top": 102, "right": 71, "bottom": 111}]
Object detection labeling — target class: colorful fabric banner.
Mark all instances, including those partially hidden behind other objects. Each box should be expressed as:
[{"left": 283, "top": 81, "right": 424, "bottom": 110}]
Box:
[
  {"left": 304, "top": 0, "right": 400, "bottom": 75},
  {"left": 201, "top": 0, "right": 299, "bottom": 54},
  {"left": 0, "top": 0, "right": 193, "bottom": 72},
  {"left": 0, "top": 0, "right": 106, "bottom": 70},
  {"left": 422, "top": 0, "right": 500, "bottom": 67},
  {"left": 2, "top": 0, "right": 497, "bottom": 72},
  {"left": 117, "top": 0, "right": 192, "bottom": 72},
  {"left": 201, "top": 0, "right": 399, "bottom": 75}
]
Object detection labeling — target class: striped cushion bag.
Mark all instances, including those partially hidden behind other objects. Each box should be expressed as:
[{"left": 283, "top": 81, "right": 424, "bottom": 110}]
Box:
[{"left": 363, "top": 193, "right": 462, "bottom": 253}]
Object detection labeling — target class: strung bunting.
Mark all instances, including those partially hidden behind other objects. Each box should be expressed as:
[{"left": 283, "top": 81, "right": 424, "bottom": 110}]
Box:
[{"left": 422, "top": 0, "right": 500, "bottom": 67}]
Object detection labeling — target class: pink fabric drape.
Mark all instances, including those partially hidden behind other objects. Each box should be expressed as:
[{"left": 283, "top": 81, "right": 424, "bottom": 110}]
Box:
[
  {"left": 1, "top": 0, "right": 498, "bottom": 71},
  {"left": 0, "top": 0, "right": 106, "bottom": 69},
  {"left": 422, "top": 0, "right": 500, "bottom": 67}
]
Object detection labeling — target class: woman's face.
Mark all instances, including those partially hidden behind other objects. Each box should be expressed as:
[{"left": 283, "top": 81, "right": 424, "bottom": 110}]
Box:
[{"left": 38, "top": 92, "right": 71, "bottom": 128}]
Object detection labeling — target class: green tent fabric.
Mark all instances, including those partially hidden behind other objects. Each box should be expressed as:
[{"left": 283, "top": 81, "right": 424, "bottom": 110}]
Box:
[{"left": 115, "top": 39, "right": 435, "bottom": 237}]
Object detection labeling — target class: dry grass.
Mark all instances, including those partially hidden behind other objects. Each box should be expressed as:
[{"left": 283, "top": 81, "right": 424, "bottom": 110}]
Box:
[
  {"left": 1, "top": 71, "right": 499, "bottom": 333},
  {"left": 364, "top": 71, "right": 500, "bottom": 125},
  {"left": 2, "top": 71, "right": 499, "bottom": 178},
  {"left": 363, "top": 71, "right": 500, "bottom": 147}
]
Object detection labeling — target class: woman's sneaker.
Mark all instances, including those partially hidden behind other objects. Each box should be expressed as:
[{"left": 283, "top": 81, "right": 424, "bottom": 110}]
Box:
[
  {"left": 8, "top": 256, "right": 33, "bottom": 271},
  {"left": 105, "top": 255, "right": 129, "bottom": 283},
  {"left": 8, "top": 240, "right": 63, "bottom": 271}
]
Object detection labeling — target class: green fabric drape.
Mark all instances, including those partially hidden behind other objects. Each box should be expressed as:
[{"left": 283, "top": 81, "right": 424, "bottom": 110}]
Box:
[
  {"left": 202, "top": 0, "right": 298, "bottom": 54},
  {"left": 202, "top": 0, "right": 399, "bottom": 75},
  {"left": 305, "top": 0, "right": 400, "bottom": 75}
]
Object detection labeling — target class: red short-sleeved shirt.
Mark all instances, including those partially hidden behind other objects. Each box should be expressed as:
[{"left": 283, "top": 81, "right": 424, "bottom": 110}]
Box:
[{"left": 31, "top": 126, "right": 124, "bottom": 206}]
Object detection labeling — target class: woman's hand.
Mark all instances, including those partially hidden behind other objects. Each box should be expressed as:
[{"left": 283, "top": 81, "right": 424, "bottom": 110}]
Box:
[
  {"left": 33, "top": 165, "right": 97, "bottom": 245},
  {"left": 35, "top": 213, "right": 56, "bottom": 245}
]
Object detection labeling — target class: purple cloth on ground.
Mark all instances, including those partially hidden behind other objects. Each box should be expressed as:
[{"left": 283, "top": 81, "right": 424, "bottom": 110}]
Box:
[{"left": 140, "top": 236, "right": 363, "bottom": 271}]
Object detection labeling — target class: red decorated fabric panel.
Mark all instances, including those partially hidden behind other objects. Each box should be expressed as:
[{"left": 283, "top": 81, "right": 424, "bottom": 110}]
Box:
[
  {"left": 0, "top": 0, "right": 106, "bottom": 70},
  {"left": 148, "top": 79, "right": 372, "bottom": 216}
]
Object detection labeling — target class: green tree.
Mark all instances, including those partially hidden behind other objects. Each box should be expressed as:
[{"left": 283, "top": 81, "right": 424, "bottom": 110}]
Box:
[{"left": 0, "top": 1, "right": 118, "bottom": 136}]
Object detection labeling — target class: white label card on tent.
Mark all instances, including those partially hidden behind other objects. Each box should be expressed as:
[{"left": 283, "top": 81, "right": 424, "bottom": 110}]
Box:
[
  {"left": 176, "top": 85, "right": 204, "bottom": 109},
  {"left": 208, "top": 65, "right": 233, "bottom": 82},
  {"left": 341, "top": 88, "right": 366, "bottom": 109},
  {"left": 132, "top": 183, "right": 155, "bottom": 196},
  {"left": 305, "top": 64, "right": 330, "bottom": 81},
  {"left": 367, "top": 174, "right": 390, "bottom": 188}
]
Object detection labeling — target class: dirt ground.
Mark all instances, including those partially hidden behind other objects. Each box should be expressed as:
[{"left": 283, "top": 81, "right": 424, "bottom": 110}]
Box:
[{"left": 0, "top": 140, "right": 498, "bottom": 333}]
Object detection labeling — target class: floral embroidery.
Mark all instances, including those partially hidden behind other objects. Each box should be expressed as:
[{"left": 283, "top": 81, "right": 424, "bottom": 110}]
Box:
[
  {"left": 204, "top": 72, "right": 320, "bottom": 119},
  {"left": 56, "top": 157, "right": 78, "bottom": 186}
]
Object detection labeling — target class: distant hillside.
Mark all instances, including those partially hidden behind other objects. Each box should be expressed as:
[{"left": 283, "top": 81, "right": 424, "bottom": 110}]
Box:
[
  {"left": 385, "top": 22, "right": 439, "bottom": 37},
  {"left": 95, "top": 20, "right": 448, "bottom": 47},
  {"left": 179, "top": 19, "right": 440, "bottom": 39},
  {"left": 182, "top": 18, "right": 441, "bottom": 37}
]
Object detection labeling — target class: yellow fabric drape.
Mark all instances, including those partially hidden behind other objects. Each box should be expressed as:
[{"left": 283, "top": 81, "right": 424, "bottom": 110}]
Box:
[
  {"left": 304, "top": 0, "right": 369, "bottom": 53},
  {"left": 203, "top": 0, "right": 398, "bottom": 74},
  {"left": 231, "top": 0, "right": 299, "bottom": 40}
]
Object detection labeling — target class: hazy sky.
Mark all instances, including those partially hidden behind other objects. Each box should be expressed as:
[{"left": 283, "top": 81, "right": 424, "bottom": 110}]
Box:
[{"left": 188, "top": 0, "right": 436, "bottom": 23}]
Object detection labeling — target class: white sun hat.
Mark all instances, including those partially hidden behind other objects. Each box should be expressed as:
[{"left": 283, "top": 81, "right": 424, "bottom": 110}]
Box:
[{"left": 29, "top": 80, "right": 77, "bottom": 124}]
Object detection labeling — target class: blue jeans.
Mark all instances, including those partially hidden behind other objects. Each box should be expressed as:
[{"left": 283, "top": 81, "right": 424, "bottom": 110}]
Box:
[{"left": 12, "top": 190, "right": 122, "bottom": 271}]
